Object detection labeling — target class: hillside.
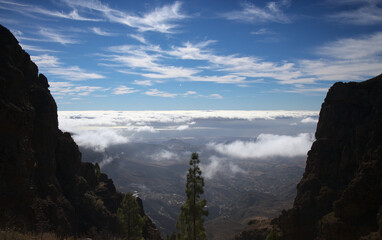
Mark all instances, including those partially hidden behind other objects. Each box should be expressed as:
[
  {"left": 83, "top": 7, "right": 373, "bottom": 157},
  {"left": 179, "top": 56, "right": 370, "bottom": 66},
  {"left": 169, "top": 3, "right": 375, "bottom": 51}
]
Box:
[
  {"left": 236, "top": 74, "right": 382, "bottom": 240},
  {"left": 0, "top": 24, "right": 161, "bottom": 239}
]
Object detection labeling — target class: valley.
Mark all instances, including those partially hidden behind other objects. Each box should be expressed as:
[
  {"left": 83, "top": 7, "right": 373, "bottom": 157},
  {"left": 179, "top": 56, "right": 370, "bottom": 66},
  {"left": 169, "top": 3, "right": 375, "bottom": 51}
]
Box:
[{"left": 80, "top": 139, "right": 306, "bottom": 239}]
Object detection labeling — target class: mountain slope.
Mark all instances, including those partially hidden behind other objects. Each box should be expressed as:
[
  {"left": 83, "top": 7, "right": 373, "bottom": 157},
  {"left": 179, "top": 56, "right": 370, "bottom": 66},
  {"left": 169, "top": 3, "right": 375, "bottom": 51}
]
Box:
[
  {"left": 236, "top": 74, "right": 382, "bottom": 240},
  {"left": 0, "top": 24, "right": 161, "bottom": 239}
]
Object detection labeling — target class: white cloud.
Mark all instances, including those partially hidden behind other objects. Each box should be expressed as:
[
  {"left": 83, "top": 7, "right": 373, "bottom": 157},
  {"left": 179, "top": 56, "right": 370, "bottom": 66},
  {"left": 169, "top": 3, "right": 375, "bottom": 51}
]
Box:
[
  {"left": 201, "top": 156, "right": 224, "bottom": 179},
  {"left": 0, "top": 0, "right": 100, "bottom": 21},
  {"left": 56, "top": 111, "right": 318, "bottom": 152},
  {"left": 112, "top": 85, "right": 139, "bottom": 95},
  {"left": 104, "top": 41, "right": 303, "bottom": 85},
  {"left": 208, "top": 94, "right": 223, "bottom": 99},
  {"left": 222, "top": 0, "right": 291, "bottom": 24},
  {"left": 58, "top": 111, "right": 319, "bottom": 129},
  {"left": 91, "top": 27, "right": 114, "bottom": 36},
  {"left": 201, "top": 156, "right": 246, "bottom": 179},
  {"left": 150, "top": 150, "right": 178, "bottom": 161},
  {"left": 129, "top": 34, "right": 147, "bottom": 44},
  {"left": 39, "top": 28, "right": 78, "bottom": 45},
  {"left": 133, "top": 80, "right": 159, "bottom": 86},
  {"left": 329, "top": 0, "right": 382, "bottom": 25},
  {"left": 48, "top": 66, "right": 105, "bottom": 81},
  {"left": 49, "top": 81, "right": 105, "bottom": 97},
  {"left": 102, "top": 30, "right": 382, "bottom": 90},
  {"left": 295, "top": 32, "right": 382, "bottom": 84},
  {"left": 145, "top": 89, "right": 178, "bottom": 98},
  {"left": 286, "top": 87, "right": 329, "bottom": 94},
  {"left": 144, "top": 89, "right": 197, "bottom": 98},
  {"left": 31, "top": 54, "right": 60, "bottom": 67},
  {"left": 301, "top": 117, "right": 318, "bottom": 124},
  {"left": 251, "top": 28, "right": 275, "bottom": 35},
  {"left": 31, "top": 54, "right": 105, "bottom": 81},
  {"left": 63, "top": 0, "right": 187, "bottom": 33},
  {"left": 208, "top": 133, "right": 314, "bottom": 159},
  {"left": 299, "top": 58, "right": 382, "bottom": 82},
  {"left": 20, "top": 44, "right": 59, "bottom": 53},
  {"left": 229, "top": 162, "right": 246, "bottom": 174},
  {"left": 99, "top": 155, "right": 114, "bottom": 167},
  {"left": 72, "top": 127, "right": 129, "bottom": 152},
  {"left": 176, "top": 125, "right": 189, "bottom": 130},
  {"left": 316, "top": 32, "right": 382, "bottom": 60},
  {"left": 131, "top": 125, "right": 157, "bottom": 133}
]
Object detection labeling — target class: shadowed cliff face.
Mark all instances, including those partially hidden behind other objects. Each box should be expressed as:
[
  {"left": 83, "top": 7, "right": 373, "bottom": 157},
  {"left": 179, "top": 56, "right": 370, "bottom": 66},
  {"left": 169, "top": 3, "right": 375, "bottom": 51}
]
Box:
[
  {"left": 236, "top": 74, "right": 382, "bottom": 240},
  {"left": 0, "top": 23, "right": 119, "bottom": 236},
  {"left": 0, "top": 24, "right": 161, "bottom": 239}
]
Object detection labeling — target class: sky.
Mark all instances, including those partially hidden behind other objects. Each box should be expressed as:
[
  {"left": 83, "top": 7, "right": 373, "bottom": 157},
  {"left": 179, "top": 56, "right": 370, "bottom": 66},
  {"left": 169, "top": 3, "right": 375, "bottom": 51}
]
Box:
[{"left": 1, "top": 0, "right": 382, "bottom": 110}]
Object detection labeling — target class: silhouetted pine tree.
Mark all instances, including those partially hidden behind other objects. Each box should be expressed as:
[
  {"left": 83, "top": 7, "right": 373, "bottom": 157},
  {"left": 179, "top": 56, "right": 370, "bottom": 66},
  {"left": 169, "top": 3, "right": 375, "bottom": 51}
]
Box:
[
  {"left": 117, "top": 192, "right": 144, "bottom": 240},
  {"left": 176, "top": 153, "right": 208, "bottom": 240}
]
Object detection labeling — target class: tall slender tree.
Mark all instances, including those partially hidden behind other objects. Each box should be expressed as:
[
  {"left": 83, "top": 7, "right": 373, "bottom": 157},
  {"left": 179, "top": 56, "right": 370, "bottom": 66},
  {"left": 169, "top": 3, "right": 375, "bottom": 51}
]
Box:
[
  {"left": 176, "top": 153, "right": 208, "bottom": 240},
  {"left": 117, "top": 192, "right": 144, "bottom": 240}
]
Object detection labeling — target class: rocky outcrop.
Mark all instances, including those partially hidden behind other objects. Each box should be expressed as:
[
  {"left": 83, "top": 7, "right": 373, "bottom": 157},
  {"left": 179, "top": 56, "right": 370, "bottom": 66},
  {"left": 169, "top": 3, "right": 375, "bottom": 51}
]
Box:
[
  {"left": 0, "top": 24, "right": 161, "bottom": 239},
  {"left": 236, "top": 74, "right": 382, "bottom": 240},
  {"left": 234, "top": 218, "right": 273, "bottom": 240}
]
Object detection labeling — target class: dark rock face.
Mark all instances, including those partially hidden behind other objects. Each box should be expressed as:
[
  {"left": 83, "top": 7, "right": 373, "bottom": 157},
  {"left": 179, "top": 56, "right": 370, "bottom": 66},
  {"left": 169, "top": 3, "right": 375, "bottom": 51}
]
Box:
[
  {"left": 0, "top": 23, "right": 120, "bottom": 236},
  {"left": 234, "top": 218, "right": 273, "bottom": 240},
  {"left": 0, "top": 24, "right": 161, "bottom": 239},
  {"left": 235, "top": 74, "right": 382, "bottom": 240}
]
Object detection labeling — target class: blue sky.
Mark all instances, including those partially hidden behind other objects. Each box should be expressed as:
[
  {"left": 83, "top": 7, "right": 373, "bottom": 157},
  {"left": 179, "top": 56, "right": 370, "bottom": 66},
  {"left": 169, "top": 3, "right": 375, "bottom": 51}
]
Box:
[{"left": 1, "top": 0, "right": 382, "bottom": 110}]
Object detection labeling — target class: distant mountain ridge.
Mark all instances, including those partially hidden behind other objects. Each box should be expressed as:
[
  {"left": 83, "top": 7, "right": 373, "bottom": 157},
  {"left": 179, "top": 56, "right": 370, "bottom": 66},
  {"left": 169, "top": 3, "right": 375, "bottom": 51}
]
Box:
[
  {"left": 236, "top": 73, "right": 382, "bottom": 240},
  {"left": 0, "top": 24, "right": 161, "bottom": 239}
]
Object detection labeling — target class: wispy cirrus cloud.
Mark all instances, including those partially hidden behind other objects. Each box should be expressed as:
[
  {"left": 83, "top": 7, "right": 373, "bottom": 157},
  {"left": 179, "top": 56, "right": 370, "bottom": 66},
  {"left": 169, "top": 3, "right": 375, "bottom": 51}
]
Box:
[
  {"left": 129, "top": 34, "right": 147, "bottom": 44},
  {"left": 144, "top": 89, "right": 197, "bottom": 98},
  {"left": 91, "top": 27, "right": 114, "bottom": 36},
  {"left": 39, "top": 28, "right": 78, "bottom": 45},
  {"left": 12, "top": 27, "right": 79, "bottom": 45},
  {"left": 19, "top": 43, "right": 59, "bottom": 53},
  {"left": 222, "top": 0, "right": 291, "bottom": 24},
  {"left": 103, "top": 41, "right": 302, "bottom": 85},
  {"left": 49, "top": 81, "right": 106, "bottom": 97},
  {"left": 316, "top": 32, "right": 382, "bottom": 59},
  {"left": 0, "top": 0, "right": 100, "bottom": 21},
  {"left": 298, "top": 32, "right": 382, "bottom": 82},
  {"left": 328, "top": 0, "right": 382, "bottom": 25},
  {"left": 133, "top": 80, "right": 160, "bottom": 86},
  {"left": 112, "top": 85, "right": 139, "bottom": 95},
  {"left": 101, "top": 29, "right": 382, "bottom": 95},
  {"left": 63, "top": 0, "right": 187, "bottom": 33},
  {"left": 31, "top": 54, "right": 105, "bottom": 81}
]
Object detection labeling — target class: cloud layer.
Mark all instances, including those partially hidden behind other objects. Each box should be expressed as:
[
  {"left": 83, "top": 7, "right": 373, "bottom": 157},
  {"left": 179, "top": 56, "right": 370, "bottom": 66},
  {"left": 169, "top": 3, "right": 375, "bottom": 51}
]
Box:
[
  {"left": 208, "top": 133, "right": 314, "bottom": 159},
  {"left": 57, "top": 111, "right": 318, "bottom": 152}
]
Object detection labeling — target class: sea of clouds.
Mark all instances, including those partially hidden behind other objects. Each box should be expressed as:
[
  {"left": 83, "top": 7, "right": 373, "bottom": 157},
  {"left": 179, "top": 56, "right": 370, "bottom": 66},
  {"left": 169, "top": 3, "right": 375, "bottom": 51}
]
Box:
[{"left": 57, "top": 111, "right": 319, "bottom": 165}]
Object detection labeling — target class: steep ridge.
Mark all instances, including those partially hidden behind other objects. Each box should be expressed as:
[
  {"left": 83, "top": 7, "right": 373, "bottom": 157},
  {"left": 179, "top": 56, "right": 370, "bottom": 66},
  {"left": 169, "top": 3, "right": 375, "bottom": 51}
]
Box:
[
  {"left": 0, "top": 24, "right": 161, "bottom": 239},
  {"left": 236, "top": 74, "right": 382, "bottom": 240}
]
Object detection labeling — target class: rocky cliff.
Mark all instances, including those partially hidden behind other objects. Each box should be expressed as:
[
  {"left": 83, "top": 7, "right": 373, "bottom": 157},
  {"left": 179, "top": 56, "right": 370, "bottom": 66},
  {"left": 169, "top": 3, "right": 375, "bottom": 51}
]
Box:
[
  {"left": 236, "top": 74, "right": 382, "bottom": 240},
  {"left": 0, "top": 24, "right": 161, "bottom": 239}
]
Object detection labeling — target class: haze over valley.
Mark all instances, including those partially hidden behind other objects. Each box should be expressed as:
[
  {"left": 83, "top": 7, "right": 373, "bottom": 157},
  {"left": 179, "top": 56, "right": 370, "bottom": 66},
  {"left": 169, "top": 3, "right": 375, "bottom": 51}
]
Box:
[{"left": 58, "top": 110, "right": 317, "bottom": 239}]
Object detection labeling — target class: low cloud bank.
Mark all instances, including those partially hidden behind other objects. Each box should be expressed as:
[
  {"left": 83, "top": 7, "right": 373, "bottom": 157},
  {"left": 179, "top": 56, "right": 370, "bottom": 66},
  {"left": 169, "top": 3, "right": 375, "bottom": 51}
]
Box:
[
  {"left": 150, "top": 150, "right": 179, "bottom": 161},
  {"left": 58, "top": 110, "right": 318, "bottom": 128},
  {"left": 57, "top": 111, "right": 318, "bottom": 152},
  {"left": 201, "top": 156, "right": 246, "bottom": 179},
  {"left": 72, "top": 128, "right": 129, "bottom": 152},
  {"left": 301, "top": 117, "right": 318, "bottom": 124},
  {"left": 208, "top": 133, "right": 314, "bottom": 159}
]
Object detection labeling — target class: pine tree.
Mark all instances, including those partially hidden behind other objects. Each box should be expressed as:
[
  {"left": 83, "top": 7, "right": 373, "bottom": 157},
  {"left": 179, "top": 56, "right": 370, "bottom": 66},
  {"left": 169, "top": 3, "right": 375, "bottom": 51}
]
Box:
[
  {"left": 94, "top": 162, "right": 101, "bottom": 182},
  {"left": 176, "top": 153, "right": 208, "bottom": 240},
  {"left": 117, "top": 192, "right": 144, "bottom": 240}
]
